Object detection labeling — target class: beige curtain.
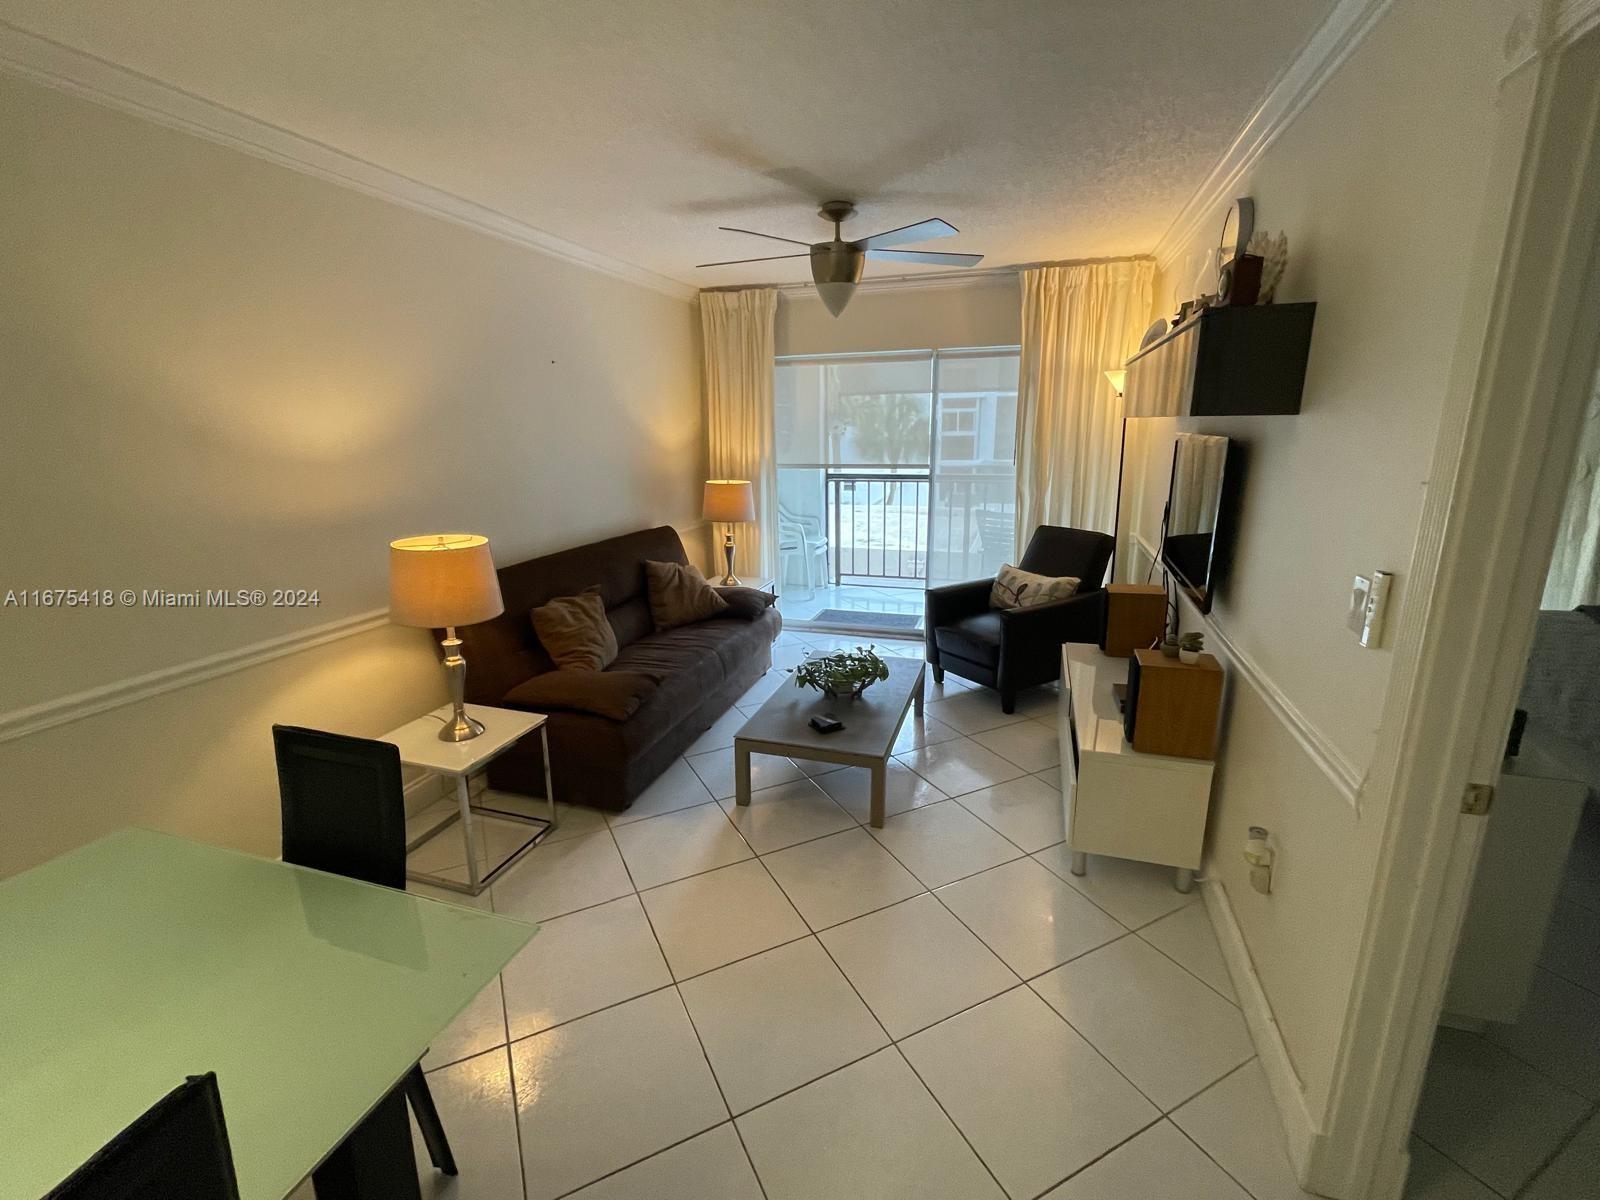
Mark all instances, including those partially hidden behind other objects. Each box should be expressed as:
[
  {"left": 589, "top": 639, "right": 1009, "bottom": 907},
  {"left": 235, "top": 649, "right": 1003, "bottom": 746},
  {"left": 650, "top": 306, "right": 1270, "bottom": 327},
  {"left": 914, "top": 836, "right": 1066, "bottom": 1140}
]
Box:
[
  {"left": 1015, "top": 259, "right": 1155, "bottom": 565},
  {"left": 700, "top": 288, "right": 778, "bottom": 578}
]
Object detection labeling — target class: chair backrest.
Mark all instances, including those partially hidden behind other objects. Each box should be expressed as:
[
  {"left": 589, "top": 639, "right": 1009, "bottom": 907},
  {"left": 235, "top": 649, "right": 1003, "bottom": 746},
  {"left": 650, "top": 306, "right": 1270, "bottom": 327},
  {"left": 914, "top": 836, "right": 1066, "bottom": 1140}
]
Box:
[
  {"left": 47, "top": 1072, "right": 240, "bottom": 1200},
  {"left": 1019, "top": 526, "right": 1115, "bottom": 593},
  {"left": 273, "top": 725, "right": 407, "bottom": 889}
]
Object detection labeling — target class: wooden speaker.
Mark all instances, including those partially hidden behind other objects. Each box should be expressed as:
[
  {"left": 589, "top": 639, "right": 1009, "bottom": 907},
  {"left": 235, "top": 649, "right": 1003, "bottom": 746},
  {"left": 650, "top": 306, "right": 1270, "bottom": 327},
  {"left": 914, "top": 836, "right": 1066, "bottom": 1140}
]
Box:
[
  {"left": 1102, "top": 584, "right": 1167, "bottom": 658},
  {"left": 1126, "top": 649, "right": 1223, "bottom": 760}
]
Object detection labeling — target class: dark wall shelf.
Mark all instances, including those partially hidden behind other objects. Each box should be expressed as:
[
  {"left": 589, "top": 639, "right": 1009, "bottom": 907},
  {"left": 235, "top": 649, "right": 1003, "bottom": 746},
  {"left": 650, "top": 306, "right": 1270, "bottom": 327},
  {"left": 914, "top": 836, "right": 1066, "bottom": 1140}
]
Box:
[{"left": 1124, "top": 302, "right": 1317, "bottom": 418}]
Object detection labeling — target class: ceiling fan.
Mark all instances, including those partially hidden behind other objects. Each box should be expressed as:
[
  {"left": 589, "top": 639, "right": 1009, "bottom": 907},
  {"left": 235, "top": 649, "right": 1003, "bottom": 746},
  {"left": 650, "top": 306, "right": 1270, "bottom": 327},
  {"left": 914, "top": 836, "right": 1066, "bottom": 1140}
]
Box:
[{"left": 696, "top": 200, "right": 985, "bottom": 316}]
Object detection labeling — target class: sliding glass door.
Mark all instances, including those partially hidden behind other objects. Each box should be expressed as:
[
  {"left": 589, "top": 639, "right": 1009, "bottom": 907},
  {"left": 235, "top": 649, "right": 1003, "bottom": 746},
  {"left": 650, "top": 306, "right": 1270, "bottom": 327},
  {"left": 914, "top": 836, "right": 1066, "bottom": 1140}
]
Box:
[
  {"left": 774, "top": 347, "right": 1019, "bottom": 626},
  {"left": 927, "top": 348, "right": 1020, "bottom": 587}
]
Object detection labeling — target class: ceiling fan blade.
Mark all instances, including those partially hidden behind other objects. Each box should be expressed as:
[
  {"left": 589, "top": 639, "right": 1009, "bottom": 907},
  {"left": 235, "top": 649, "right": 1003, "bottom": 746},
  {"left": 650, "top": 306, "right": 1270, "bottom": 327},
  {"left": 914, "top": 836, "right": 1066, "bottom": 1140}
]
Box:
[
  {"left": 695, "top": 253, "right": 810, "bottom": 268},
  {"left": 866, "top": 248, "right": 985, "bottom": 267},
  {"left": 717, "top": 226, "right": 813, "bottom": 247},
  {"left": 855, "top": 218, "right": 958, "bottom": 249}
]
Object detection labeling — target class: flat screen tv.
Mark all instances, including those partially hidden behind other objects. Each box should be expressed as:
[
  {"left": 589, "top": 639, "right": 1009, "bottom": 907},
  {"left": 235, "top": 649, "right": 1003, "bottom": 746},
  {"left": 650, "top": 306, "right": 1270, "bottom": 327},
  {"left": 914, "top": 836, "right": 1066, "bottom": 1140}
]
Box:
[{"left": 1160, "top": 434, "right": 1239, "bottom": 615}]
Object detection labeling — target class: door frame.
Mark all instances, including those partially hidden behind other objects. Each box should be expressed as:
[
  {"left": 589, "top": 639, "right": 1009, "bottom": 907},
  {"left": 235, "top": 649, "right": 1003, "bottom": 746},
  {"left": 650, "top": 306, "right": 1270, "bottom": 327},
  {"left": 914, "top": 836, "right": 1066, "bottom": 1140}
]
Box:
[{"left": 1305, "top": 7, "right": 1600, "bottom": 1196}]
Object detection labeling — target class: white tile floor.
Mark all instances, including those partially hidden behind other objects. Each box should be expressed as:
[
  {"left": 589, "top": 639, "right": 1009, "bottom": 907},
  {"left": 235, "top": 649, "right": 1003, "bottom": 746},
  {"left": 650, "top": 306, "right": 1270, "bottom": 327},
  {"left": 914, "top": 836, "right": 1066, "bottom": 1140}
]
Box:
[
  {"left": 297, "top": 630, "right": 1332, "bottom": 1200},
  {"left": 1407, "top": 797, "right": 1600, "bottom": 1199}
]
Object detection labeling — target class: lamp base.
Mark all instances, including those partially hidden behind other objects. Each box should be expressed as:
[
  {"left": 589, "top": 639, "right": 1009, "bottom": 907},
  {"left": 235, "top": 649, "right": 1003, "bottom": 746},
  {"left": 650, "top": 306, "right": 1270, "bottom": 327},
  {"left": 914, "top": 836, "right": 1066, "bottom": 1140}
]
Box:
[
  {"left": 721, "top": 529, "right": 741, "bottom": 587},
  {"left": 438, "top": 630, "right": 486, "bottom": 741},
  {"left": 438, "top": 711, "right": 486, "bottom": 742}
]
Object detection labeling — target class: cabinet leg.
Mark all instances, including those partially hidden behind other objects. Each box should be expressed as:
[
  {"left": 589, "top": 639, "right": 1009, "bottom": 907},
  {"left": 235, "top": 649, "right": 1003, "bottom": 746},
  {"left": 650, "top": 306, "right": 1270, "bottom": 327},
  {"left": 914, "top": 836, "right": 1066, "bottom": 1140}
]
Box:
[
  {"left": 1069, "top": 851, "right": 1087, "bottom": 876},
  {"left": 1174, "top": 868, "right": 1195, "bottom": 894}
]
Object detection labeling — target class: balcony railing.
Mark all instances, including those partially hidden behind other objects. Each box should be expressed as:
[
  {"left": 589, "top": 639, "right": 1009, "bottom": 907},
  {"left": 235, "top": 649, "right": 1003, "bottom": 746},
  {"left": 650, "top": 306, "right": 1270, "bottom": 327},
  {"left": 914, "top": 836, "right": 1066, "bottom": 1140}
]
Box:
[
  {"left": 830, "top": 473, "right": 929, "bottom": 584},
  {"left": 821, "top": 470, "right": 1015, "bottom": 587}
]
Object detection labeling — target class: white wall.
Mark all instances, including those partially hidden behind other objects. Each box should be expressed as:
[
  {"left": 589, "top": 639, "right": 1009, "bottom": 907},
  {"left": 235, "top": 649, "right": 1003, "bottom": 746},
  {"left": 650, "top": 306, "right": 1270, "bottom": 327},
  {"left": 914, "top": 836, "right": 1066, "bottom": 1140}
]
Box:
[
  {"left": 1123, "top": 0, "right": 1516, "bottom": 1113},
  {"left": 0, "top": 74, "right": 704, "bottom": 876},
  {"left": 776, "top": 277, "right": 1021, "bottom": 356}
]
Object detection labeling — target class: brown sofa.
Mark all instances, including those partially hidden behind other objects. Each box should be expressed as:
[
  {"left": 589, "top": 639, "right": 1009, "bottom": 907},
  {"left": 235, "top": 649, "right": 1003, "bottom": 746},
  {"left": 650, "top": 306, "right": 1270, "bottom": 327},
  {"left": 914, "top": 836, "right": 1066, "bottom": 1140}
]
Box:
[{"left": 457, "top": 526, "right": 781, "bottom": 811}]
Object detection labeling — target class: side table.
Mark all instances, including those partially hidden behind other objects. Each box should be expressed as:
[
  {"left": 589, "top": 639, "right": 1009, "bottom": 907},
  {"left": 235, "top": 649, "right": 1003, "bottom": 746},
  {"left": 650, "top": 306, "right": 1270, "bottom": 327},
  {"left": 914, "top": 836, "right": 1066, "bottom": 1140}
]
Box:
[{"left": 381, "top": 703, "right": 555, "bottom": 896}]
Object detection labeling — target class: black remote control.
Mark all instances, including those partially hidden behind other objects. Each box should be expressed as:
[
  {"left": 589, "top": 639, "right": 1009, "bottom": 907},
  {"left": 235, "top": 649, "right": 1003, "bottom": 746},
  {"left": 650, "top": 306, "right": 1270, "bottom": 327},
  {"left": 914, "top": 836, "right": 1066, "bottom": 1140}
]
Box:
[{"left": 809, "top": 713, "right": 844, "bottom": 734}]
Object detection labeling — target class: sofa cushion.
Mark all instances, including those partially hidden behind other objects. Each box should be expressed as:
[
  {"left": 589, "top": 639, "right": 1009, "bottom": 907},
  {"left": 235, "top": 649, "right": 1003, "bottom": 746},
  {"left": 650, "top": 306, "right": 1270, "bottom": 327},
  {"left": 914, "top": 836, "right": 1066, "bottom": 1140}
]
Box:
[
  {"left": 502, "top": 670, "right": 658, "bottom": 721},
  {"left": 934, "top": 611, "right": 1004, "bottom": 664},
  {"left": 714, "top": 586, "right": 777, "bottom": 620},
  {"left": 645, "top": 560, "right": 729, "bottom": 630},
  {"left": 530, "top": 586, "right": 618, "bottom": 671}
]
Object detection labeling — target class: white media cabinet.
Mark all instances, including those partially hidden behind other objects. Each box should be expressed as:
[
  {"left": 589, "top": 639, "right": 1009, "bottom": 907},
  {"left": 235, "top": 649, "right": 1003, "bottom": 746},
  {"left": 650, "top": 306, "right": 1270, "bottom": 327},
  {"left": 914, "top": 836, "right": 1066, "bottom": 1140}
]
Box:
[{"left": 1057, "top": 644, "right": 1216, "bottom": 892}]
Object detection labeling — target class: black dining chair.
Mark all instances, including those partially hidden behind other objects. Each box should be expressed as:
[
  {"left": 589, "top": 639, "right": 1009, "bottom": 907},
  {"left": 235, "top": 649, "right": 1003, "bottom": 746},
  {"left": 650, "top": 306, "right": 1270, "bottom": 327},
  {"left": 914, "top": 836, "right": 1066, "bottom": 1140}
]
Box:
[
  {"left": 47, "top": 1072, "right": 240, "bottom": 1200},
  {"left": 271, "top": 725, "right": 458, "bottom": 1180}
]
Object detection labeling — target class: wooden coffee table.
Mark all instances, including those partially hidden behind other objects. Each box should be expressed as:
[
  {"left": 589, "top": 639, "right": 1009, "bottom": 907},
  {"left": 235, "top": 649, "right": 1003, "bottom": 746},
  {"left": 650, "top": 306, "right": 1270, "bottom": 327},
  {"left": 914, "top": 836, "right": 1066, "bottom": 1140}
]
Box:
[{"left": 734, "top": 657, "right": 925, "bottom": 827}]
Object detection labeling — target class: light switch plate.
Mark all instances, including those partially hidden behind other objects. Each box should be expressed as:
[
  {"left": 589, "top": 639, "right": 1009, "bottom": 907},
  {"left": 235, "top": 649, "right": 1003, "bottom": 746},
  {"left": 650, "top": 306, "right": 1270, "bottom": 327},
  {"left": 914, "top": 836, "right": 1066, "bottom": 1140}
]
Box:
[
  {"left": 1348, "top": 576, "right": 1372, "bottom": 636},
  {"left": 1361, "top": 571, "right": 1393, "bottom": 648}
]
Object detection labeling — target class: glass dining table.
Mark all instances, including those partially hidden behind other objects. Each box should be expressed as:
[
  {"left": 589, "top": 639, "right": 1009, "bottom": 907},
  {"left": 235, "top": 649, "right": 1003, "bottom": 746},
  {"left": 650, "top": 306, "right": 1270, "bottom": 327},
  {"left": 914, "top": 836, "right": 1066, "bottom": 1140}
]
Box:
[{"left": 0, "top": 827, "right": 536, "bottom": 1199}]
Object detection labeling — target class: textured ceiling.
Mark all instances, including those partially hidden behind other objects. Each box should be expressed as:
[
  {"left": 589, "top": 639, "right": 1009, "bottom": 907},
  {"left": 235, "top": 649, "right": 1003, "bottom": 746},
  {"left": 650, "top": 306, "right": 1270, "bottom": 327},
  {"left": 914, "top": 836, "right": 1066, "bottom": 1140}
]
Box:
[{"left": 0, "top": 0, "right": 1339, "bottom": 287}]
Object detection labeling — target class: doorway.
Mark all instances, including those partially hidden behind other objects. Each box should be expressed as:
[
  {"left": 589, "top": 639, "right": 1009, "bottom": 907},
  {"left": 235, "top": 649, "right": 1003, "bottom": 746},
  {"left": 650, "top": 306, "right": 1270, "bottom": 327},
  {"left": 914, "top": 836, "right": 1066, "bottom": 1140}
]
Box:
[
  {"left": 1306, "top": 18, "right": 1600, "bottom": 1199},
  {"left": 1404, "top": 395, "right": 1600, "bottom": 1191}
]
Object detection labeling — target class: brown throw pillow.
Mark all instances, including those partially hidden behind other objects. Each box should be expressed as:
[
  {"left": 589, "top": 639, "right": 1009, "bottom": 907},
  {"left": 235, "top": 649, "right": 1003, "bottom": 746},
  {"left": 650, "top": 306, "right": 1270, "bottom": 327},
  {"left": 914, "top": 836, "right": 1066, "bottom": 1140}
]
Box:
[
  {"left": 645, "top": 560, "right": 729, "bottom": 630},
  {"left": 714, "top": 586, "right": 777, "bottom": 620},
  {"left": 530, "top": 586, "right": 617, "bottom": 670},
  {"left": 502, "top": 670, "right": 657, "bottom": 721}
]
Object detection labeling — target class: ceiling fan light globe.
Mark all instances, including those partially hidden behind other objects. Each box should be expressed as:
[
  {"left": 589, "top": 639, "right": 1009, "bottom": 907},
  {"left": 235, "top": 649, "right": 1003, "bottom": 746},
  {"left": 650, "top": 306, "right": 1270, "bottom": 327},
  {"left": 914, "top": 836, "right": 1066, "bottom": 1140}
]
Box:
[
  {"left": 810, "top": 241, "right": 864, "bottom": 318},
  {"left": 816, "top": 281, "right": 857, "bottom": 317}
]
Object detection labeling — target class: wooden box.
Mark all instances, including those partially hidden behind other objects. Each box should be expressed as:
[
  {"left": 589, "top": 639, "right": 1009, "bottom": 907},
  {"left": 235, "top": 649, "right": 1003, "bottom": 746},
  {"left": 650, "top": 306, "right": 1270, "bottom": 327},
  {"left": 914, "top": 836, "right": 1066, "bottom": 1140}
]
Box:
[
  {"left": 1102, "top": 584, "right": 1167, "bottom": 657},
  {"left": 1129, "top": 649, "right": 1223, "bottom": 760}
]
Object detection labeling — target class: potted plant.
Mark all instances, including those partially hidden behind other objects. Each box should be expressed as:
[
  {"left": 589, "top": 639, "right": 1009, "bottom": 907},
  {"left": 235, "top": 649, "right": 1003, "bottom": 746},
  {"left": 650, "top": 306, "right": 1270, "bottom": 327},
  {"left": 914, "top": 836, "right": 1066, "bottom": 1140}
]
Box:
[
  {"left": 1179, "top": 631, "right": 1205, "bottom": 665},
  {"left": 1159, "top": 633, "right": 1181, "bottom": 659},
  {"left": 792, "top": 645, "right": 891, "bottom": 700}
]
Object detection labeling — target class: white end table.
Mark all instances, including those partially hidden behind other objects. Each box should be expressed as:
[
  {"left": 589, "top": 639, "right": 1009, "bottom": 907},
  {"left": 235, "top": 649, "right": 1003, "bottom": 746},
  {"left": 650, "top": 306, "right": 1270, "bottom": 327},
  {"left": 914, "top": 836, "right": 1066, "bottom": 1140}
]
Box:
[{"left": 381, "top": 703, "right": 554, "bottom": 896}]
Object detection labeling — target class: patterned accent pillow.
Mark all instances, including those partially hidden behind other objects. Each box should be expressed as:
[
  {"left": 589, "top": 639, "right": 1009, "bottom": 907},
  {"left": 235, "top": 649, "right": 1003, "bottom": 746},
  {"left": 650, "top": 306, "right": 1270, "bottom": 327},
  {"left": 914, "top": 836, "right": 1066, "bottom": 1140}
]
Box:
[{"left": 990, "top": 563, "right": 1081, "bottom": 611}]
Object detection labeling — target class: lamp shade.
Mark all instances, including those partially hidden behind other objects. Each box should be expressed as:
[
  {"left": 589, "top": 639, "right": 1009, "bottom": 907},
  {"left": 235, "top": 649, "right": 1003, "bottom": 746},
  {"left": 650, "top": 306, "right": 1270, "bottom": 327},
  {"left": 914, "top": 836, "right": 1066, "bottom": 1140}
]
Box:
[
  {"left": 703, "top": 480, "right": 755, "bottom": 523},
  {"left": 1104, "top": 369, "right": 1127, "bottom": 396},
  {"left": 388, "top": 534, "right": 505, "bottom": 628}
]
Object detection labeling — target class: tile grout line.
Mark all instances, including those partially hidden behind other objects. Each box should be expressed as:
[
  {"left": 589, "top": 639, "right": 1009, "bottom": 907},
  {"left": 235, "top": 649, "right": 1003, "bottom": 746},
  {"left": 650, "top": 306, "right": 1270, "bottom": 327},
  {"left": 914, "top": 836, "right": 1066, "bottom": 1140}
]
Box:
[
  {"left": 890, "top": 1039, "right": 1013, "bottom": 1198},
  {"left": 605, "top": 773, "right": 779, "bottom": 1198},
  {"left": 1160, "top": 1053, "right": 1286, "bottom": 1200},
  {"left": 475, "top": 665, "right": 1251, "bottom": 1198},
  {"left": 1512, "top": 1100, "right": 1600, "bottom": 1198}
]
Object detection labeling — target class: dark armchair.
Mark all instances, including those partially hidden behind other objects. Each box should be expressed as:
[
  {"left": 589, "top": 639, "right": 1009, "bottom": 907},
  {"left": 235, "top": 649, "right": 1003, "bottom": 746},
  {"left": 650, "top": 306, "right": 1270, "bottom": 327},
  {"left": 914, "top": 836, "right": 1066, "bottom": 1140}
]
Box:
[{"left": 925, "top": 525, "right": 1113, "bottom": 713}]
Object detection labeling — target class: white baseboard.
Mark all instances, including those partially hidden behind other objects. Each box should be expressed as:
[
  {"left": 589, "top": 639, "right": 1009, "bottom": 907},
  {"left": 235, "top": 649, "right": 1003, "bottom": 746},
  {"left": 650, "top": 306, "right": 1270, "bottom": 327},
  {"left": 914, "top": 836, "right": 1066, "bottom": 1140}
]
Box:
[
  {"left": 402, "top": 770, "right": 448, "bottom": 817},
  {"left": 1201, "top": 879, "right": 1321, "bottom": 1174}
]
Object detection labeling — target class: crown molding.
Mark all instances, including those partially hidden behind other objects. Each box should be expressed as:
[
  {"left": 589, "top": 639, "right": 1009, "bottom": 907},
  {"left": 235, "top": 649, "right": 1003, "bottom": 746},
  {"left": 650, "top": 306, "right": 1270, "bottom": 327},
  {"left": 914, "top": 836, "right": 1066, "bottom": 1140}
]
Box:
[
  {"left": 772, "top": 264, "right": 1021, "bottom": 300},
  {"left": 0, "top": 22, "right": 696, "bottom": 302},
  {"left": 1151, "top": 0, "right": 1396, "bottom": 266},
  {"left": 0, "top": 607, "right": 393, "bottom": 744}
]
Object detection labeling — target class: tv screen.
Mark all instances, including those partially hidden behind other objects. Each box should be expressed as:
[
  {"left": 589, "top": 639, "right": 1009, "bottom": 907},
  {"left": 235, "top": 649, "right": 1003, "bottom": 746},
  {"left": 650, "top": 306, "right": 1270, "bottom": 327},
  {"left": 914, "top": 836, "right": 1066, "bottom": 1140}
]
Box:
[{"left": 1161, "top": 434, "right": 1236, "bottom": 614}]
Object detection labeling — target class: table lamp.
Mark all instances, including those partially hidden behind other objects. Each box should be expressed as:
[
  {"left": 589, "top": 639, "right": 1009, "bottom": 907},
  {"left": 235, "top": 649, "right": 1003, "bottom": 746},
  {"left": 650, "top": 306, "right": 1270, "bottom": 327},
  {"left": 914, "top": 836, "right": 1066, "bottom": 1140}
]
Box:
[
  {"left": 703, "top": 479, "right": 755, "bottom": 586},
  {"left": 389, "top": 534, "right": 505, "bottom": 741}
]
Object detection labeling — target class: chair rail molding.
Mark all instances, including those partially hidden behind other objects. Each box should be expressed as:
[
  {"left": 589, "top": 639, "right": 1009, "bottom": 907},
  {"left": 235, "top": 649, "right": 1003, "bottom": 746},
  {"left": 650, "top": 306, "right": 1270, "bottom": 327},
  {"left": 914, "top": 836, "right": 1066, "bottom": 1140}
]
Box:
[
  {"left": 0, "top": 21, "right": 695, "bottom": 303},
  {"left": 1131, "top": 535, "right": 1365, "bottom": 805},
  {"left": 0, "top": 608, "right": 394, "bottom": 745},
  {"left": 1151, "top": 0, "right": 1396, "bottom": 266}
]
